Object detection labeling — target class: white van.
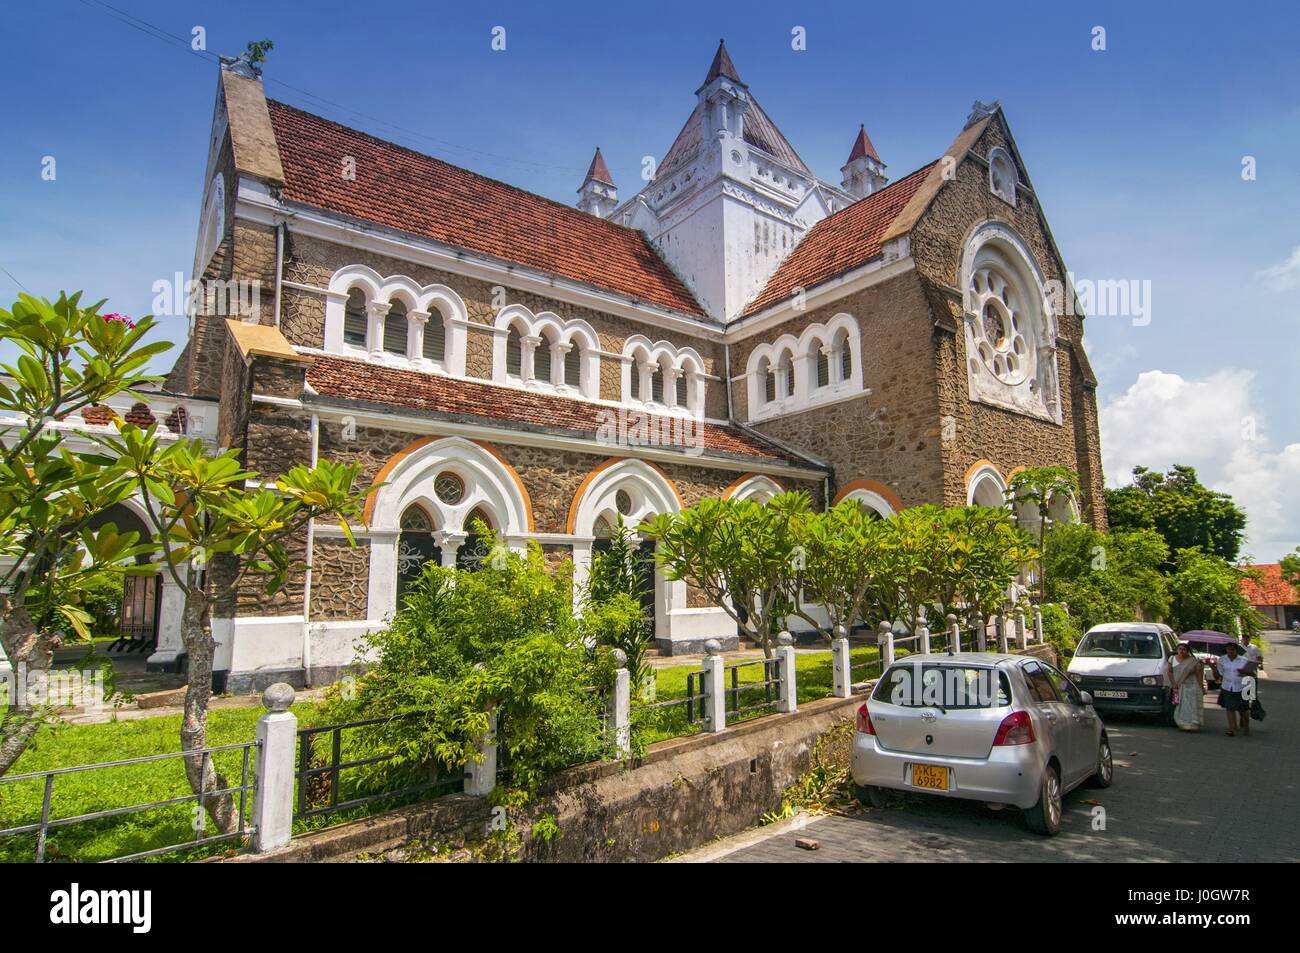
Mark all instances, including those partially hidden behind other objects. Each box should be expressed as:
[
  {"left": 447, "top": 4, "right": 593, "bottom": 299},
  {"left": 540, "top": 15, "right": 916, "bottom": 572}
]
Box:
[{"left": 1065, "top": 622, "right": 1178, "bottom": 722}]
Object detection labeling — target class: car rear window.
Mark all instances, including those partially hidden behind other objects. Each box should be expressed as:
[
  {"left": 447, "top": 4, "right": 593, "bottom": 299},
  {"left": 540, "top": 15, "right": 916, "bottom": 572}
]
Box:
[
  {"left": 871, "top": 663, "right": 1011, "bottom": 709},
  {"left": 1077, "top": 631, "right": 1163, "bottom": 658}
]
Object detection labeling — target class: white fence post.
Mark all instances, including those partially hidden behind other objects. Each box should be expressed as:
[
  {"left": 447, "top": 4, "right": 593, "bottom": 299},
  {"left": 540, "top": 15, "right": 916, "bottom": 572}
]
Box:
[
  {"left": 464, "top": 708, "right": 498, "bottom": 797},
  {"left": 702, "top": 639, "right": 726, "bottom": 733},
  {"left": 776, "top": 631, "right": 797, "bottom": 713},
  {"left": 976, "top": 612, "right": 987, "bottom": 652},
  {"left": 253, "top": 683, "right": 297, "bottom": 853},
  {"left": 831, "top": 624, "right": 852, "bottom": 698},
  {"left": 996, "top": 614, "right": 1009, "bottom": 653},
  {"left": 920, "top": 623, "right": 932, "bottom": 654},
  {"left": 608, "top": 650, "right": 631, "bottom": 759},
  {"left": 878, "top": 621, "right": 895, "bottom": 668},
  {"left": 1014, "top": 607, "right": 1028, "bottom": 649},
  {"left": 947, "top": 613, "right": 960, "bottom": 653},
  {"left": 1033, "top": 606, "right": 1044, "bottom": 644}
]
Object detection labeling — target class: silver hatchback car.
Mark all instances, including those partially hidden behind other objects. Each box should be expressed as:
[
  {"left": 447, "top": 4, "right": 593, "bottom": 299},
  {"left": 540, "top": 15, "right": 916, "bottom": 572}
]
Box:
[{"left": 852, "top": 653, "right": 1113, "bottom": 835}]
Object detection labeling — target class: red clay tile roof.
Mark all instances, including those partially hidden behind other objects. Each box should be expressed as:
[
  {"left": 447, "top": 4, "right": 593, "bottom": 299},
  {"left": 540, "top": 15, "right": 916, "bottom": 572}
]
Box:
[
  {"left": 305, "top": 354, "right": 812, "bottom": 467},
  {"left": 846, "top": 124, "right": 881, "bottom": 164},
  {"left": 1240, "top": 564, "right": 1299, "bottom": 606},
  {"left": 742, "top": 161, "right": 938, "bottom": 315},
  {"left": 265, "top": 101, "right": 703, "bottom": 317}
]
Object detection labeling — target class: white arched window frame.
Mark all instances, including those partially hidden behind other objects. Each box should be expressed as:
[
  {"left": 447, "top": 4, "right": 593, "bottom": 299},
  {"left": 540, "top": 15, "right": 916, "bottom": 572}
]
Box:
[
  {"left": 725, "top": 474, "right": 783, "bottom": 503},
  {"left": 492, "top": 305, "right": 600, "bottom": 399},
  {"left": 959, "top": 222, "right": 1060, "bottom": 424},
  {"left": 620, "top": 335, "right": 706, "bottom": 417},
  {"left": 966, "top": 463, "right": 1009, "bottom": 509},
  {"left": 842, "top": 488, "right": 896, "bottom": 518},
  {"left": 988, "top": 147, "right": 1017, "bottom": 206},
  {"left": 323, "top": 265, "right": 467, "bottom": 376},
  {"left": 744, "top": 313, "right": 863, "bottom": 422}
]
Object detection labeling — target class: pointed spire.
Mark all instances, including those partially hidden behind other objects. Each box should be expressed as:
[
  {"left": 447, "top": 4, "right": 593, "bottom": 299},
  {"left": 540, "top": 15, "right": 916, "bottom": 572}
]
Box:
[
  {"left": 702, "top": 39, "right": 745, "bottom": 87},
  {"left": 846, "top": 124, "right": 880, "bottom": 164},
  {"left": 584, "top": 147, "right": 614, "bottom": 187},
  {"left": 576, "top": 147, "right": 618, "bottom": 218}
]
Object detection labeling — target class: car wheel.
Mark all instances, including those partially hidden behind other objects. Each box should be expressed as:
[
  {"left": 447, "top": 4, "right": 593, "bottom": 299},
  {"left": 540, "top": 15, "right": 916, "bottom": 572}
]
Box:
[
  {"left": 855, "top": 783, "right": 896, "bottom": 809},
  {"left": 1086, "top": 734, "right": 1114, "bottom": 788},
  {"left": 1023, "top": 763, "right": 1063, "bottom": 836}
]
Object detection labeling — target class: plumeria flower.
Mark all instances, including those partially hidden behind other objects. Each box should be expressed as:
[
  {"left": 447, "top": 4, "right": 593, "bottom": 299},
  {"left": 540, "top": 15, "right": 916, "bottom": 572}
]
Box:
[{"left": 100, "top": 312, "right": 136, "bottom": 329}]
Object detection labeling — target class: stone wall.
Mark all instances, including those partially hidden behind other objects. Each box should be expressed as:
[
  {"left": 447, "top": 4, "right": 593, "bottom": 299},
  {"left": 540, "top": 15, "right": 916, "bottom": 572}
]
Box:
[
  {"left": 310, "top": 537, "right": 371, "bottom": 620},
  {"left": 733, "top": 271, "right": 942, "bottom": 507},
  {"left": 909, "top": 118, "right": 1106, "bottom": 527}
]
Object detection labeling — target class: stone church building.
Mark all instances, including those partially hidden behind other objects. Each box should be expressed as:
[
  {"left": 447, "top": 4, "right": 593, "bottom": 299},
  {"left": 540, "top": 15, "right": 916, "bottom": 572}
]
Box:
[{"left": 157, "top": 42, "right": 1103, "bottom": 690}]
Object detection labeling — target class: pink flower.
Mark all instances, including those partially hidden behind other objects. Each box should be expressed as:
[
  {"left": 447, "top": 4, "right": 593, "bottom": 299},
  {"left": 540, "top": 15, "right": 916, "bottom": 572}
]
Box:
[{"left": 101, "top": 312, "right": 136, "bottom": 329}]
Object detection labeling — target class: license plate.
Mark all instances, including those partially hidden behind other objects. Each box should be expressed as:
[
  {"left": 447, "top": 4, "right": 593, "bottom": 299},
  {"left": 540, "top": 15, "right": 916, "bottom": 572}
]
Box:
[
  {"left": 911, "top": 763, "right": 949, "bottom": 791},
  {"left": 1094, "top": 690, "right": 1128, "bottom": 699}
]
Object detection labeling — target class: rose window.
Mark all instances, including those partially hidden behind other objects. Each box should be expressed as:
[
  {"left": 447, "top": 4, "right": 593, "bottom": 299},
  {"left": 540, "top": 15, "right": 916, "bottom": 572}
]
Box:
[
  {"left": 434, "top": 472, "right": 464, "bottom": 505},
  {"left": 969, "top": 266, "right": 1028, "bottom": 384}
]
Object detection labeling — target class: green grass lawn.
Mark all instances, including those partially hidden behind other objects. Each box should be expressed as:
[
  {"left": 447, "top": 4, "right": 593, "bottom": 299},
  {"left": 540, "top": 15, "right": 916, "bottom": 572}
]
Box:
[
  {"left": 0, "top": 703, "right": 320, "bottom": 863},
  {"left": 632, "top": 646, "right": 884, "bottom": 745}
]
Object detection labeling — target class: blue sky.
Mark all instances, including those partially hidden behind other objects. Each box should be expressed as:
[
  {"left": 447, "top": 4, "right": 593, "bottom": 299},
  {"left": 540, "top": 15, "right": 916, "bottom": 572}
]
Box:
[{"left": 1, "top": 0, "right": 1298, "bottom": 560}]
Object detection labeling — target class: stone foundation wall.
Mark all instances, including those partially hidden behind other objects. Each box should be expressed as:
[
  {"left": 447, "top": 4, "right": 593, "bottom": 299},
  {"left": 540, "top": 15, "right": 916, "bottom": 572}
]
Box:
[{"left": 310, "top": 537, "right": 371, "bottom": 620}]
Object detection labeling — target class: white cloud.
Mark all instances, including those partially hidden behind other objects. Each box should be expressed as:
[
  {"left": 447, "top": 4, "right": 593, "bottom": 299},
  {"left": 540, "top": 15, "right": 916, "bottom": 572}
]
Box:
[
  {"left": 1255, "top": 246, "right": 1300, "bottom": 292},
  {"left": 1100, "top": 369, "right": 1300, "bottom": 562}
]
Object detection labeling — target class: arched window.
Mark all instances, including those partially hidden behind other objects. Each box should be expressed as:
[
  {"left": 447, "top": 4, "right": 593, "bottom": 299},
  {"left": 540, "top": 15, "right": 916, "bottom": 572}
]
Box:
[
  {"left": 396, "top": 505, "right": 439, "bottom": 600},
  {"left": 423, "top": 311, "right": 445, "bottom": 362},
  {"left": 837, "top": 331, "right": 852, "bottom": 383},
  {"left": 505, "top": 325, "right": 523, "bottom": 378},
  {"left": 344, "top": 289, "right": 368, "bottom": 348},
  {"left": 675, "top": 373, "right": 688, "bottom": 407},
  {"left": 778, "top": 353, "right": 794, "bottom": 399},
  {"left": 459, "top": 506, "right": 495, "bottom": 571},
  {"left": 989, "top": 148, "right": 1017, "bottom": 205},
  {"left": 761, "top": 357, "right": 775, "bottom": 403},
  {"left": 815, "top": 345, "right": 830, "bottom": 388},
  {"left": 563, "top": 344, "right": 580, "bottom": 387},
  {"left": 649, "top": 364, "right": 663, "bottom": 403},
  {"left": 384, "top": 301, "right": 408, "bottom": 356},
  {"left": 534, "top": 334, "right": 553, "bottom": 385}
]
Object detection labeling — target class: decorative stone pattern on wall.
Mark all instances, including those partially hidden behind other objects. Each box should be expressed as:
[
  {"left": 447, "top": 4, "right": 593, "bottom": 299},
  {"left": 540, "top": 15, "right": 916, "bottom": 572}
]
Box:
[
  {"left": 909, "top": 118, "right": 1105, "bottom": 527},
  {"left": 732, "top": 271, "right": 941, "bottom": 507},
  {"left": 310, "top": 537, "right": 370, "bottom": 620}
]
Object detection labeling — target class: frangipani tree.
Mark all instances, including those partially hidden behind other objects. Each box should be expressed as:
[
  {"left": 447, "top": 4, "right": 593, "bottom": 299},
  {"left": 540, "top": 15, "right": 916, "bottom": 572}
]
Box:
[
  {"left": 0, "top": 293, "right": 169, "bottom": 775},
  {"left": 1007, "top": 465, "right": 1080, "bottom": 599},
  {"left": 102, "top": 425, "right": 367, "bottom": 831},
  {"left": 789, "top": 500, "right": 885, "bottom": 641},
  {"left": 644, "top": 492, "right": 809, "bottom": 657}
]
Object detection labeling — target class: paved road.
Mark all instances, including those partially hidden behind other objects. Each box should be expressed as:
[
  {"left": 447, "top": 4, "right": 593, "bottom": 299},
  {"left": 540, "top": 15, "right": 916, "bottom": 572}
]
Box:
[{"left": 703, "top": 630, "right": 1300, "bottom": 863}]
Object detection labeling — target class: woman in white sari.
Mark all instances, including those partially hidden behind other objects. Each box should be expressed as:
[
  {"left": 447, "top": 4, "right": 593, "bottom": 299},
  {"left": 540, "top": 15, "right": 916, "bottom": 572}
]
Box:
[{"left": 1166, "top": 643, "right": 1205, "bottom": 731}]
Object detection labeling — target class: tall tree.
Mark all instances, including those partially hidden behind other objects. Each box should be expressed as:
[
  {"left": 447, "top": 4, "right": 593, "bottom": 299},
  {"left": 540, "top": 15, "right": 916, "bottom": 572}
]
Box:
[
  {"left": 103, "top": 426, "right": 366, "bottom": 831},
  {"left": 1106, "top": 465, "right": 1246, "bottom": 564},
  {"left": 0, "top": 293, "right": 167, "bottom": 775}
]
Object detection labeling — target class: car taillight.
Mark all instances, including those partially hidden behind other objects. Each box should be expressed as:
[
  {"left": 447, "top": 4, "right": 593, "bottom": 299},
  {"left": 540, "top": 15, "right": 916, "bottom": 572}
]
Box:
[
  {"left": 992, "top": 710, "right": 1035, "bottom": 746},
  {"left": 856, "top": 703, "right": 875, "bottom": 735}
]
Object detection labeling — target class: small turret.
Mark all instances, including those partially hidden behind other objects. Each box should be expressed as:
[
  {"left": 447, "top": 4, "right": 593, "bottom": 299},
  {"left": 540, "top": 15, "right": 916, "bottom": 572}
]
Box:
[
  {"left": 576, "top": 147, "right": 617, "bottom": 218},
  {"left": 840, "top": 124, "right": 888, "bottom": 200}
]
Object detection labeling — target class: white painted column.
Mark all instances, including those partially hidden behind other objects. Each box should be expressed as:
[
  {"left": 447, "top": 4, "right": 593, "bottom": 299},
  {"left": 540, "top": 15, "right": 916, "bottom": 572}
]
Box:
[
  {"left": 366, "top": 301, "right": 390, "bottom": 358},
  {"left": 571, "top": 539, "right": 593, "bottom": 613},
  {"left": 520, "top": 334, "right": 541, "bottom": 384},
  {"left": 878, "top": 621, "right": 895, "bottom": 668},
  {"left": 147, "top": 571, "right": 187, "bottom": 669},
  {"left": 608, "top": 649, "right": 631, "bottom": 759},
  {"left": 365, "top": 531, "right": 399, "bottom": 621},
  {"left": 464, "top": 708, "right": 498, "bottom": 797},
  {"left": 252, "top": 683, "right": 297, "bottom": 853},
  {"left": 1014, "top": 607, "right": 1028, "bottom": 650},
  {"left": 996, "top": 614, "right": 1009, "bottom": 653},
  {"left": 1033, "top": 606, "right": 1044, "bottom": 643},
  {"left": 552, "top": 341, "right": 571, "bottom": 388},
  {"left": 701, "top": 639, "right": 726, "bottom": 733},
  {"left": 831, "top": 624, "right": 851, "bottom": 698},
  {"left": 776, "top": 631, "right": 797, "bottom": 713},
  {"left": 408, "top": 309, "right": 430, "bottom": 365},
  {"left": 437, "top": 530, "right": 466, "bottom": 569},
  {"left": 975, "top": 612, "right": 987, "bottom": 652},
  {"left": 947, "top": 613, "right": 960, "bottom": 653},
  {"left": 919, "top": 623, "right": 932, "bottom": 654}
]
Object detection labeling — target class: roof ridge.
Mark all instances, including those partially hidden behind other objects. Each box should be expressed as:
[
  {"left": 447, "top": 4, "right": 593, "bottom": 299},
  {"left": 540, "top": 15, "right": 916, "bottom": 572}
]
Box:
[{"left": 266, "top": 98, "right": 646, "bottom": 240}]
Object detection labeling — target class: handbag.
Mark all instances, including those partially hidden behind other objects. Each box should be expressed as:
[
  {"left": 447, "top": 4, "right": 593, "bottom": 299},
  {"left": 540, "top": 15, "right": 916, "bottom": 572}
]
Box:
[{"left": 1250, "top": 698, "right": 1266, "bottom": 722}]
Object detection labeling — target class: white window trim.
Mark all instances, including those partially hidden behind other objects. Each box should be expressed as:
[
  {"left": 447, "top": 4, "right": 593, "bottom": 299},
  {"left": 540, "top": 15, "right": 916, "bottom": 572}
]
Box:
[
  {"left": 745, "top": 313, "right": 863, "bottom": 422},
  {"left": 491, "top": 304, "right": 600, "bottom": 398},
  {"left": 620, "top": 334, "right": 706, "bottom": 417},
  {"left": 324, "top": 264, "right": 467, "bottom": 377}
]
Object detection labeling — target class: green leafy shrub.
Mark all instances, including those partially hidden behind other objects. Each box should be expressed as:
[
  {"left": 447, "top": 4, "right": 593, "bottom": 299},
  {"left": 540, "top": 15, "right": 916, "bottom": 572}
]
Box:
[
  {"left": 323, "top": 538, "right": 615, "bottom": 801},
  {"left": 1037, "top": 603, "right": 1082, "bottom": 659}
]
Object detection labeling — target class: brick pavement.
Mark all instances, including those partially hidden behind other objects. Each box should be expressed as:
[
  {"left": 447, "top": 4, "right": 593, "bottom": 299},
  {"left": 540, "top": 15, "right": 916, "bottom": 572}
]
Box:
[{"left": 702, "top": 630, "right": 1300, "bottom": 863}]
